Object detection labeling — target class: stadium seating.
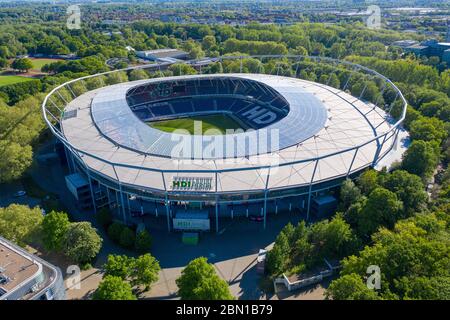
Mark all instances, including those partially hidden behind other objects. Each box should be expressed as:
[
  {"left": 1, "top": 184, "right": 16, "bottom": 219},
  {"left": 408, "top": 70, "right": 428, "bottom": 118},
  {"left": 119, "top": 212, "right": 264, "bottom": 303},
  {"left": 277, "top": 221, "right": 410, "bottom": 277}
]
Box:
[{"left": 126, "top": 77, "right": 290, "bottom": 129}]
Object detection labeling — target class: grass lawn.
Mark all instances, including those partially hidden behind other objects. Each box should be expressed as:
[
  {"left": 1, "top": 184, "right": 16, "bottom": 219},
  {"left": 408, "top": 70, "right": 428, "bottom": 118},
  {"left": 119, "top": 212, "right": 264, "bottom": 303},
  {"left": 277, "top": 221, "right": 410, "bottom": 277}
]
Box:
[
  {"left": 149, "top": 114, "right": 244, "bottom": 135},
  {"left": 0, "top": 75, "right": 35, "bottom": 87},
  {"left": 30, "top": 58, "right": 60, "bottom": 71}
]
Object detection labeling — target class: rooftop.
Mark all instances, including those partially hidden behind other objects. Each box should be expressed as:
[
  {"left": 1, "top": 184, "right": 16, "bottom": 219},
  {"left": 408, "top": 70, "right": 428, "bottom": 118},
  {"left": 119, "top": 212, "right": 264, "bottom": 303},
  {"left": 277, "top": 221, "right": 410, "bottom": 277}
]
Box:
[
  {"left": 60, "top": 74, "right": 399, "bottom": 193},
  {"left": 136, "top": 49, "right": 188, "bottom": 59},
  {"left": 0, "top": 239, "right": 40, "bottom": 298}
]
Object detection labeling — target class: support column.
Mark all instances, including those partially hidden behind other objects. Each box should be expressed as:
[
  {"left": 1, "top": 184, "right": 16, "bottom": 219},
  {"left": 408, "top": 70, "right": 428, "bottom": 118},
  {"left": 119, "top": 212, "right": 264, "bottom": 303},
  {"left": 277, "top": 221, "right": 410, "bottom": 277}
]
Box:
[
  {"left": 119, "top": 186, "right": 127, "bottom": 224},
  {"left": 263, "top": 192, "right": 268, "bottom": 230},
  {"left": 86, "top": 171, "right": 97, "bottom": 214},
  {"left": 215, "top": 198, "right": 219, "bottom": 234},
  {"left": 165, "top": 194, "right": 171, "bottom": 232},
  {"left": 307, "top": 160, "right": 319, "bottom": 221}
]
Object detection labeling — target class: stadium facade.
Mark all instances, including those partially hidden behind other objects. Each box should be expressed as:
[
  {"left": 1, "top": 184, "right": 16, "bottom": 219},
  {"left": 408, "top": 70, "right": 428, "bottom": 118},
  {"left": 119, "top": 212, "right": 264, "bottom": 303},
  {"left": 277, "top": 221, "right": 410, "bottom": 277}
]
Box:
[{"left": 42, "top": 56, "right": 407, "bottom": 232}]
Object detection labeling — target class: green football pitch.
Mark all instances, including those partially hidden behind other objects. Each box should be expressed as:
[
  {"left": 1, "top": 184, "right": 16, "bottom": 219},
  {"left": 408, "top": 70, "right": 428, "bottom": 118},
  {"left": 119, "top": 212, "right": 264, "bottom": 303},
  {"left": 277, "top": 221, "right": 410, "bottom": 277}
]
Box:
[
  {"left": 149, "top": 114, "right": 244, "bottom": 135},
  {"left": 0, "top": 75, "right": 35, "bottom": 87}
]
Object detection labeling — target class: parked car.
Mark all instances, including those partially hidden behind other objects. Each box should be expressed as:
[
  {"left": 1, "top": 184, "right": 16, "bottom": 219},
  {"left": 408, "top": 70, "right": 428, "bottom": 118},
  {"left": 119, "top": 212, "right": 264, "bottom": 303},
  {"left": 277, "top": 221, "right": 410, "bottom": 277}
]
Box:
[
  {"left": 13, "top": 190, "right": 26, "bottom": 197},
  {"left": 249, "top": 215, "right": 263, "bottom": 222}
]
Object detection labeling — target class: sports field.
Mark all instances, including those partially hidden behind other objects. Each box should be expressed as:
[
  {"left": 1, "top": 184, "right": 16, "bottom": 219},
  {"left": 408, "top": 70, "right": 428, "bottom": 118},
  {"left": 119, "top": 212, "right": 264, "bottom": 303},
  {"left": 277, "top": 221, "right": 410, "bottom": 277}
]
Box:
[
  {"left": 0, "top": 75, "right": 35, "bottom": 87},
  {"left": 149, "top": 114, "right": 244, "bottom": 135},
  {"left": 31, "top": 58, "right": 60, "bottom": 71}
]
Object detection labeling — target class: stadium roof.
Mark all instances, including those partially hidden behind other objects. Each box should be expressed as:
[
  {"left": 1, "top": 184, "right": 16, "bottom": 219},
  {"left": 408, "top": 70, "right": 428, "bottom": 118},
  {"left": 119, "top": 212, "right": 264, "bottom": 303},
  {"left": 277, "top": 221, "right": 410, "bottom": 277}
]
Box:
[
  {"left": 90, "top": 74, "right": 328, "bottom": 159},
  {"left": 61, "top": 74, "right": 396, "bottom": 193}
]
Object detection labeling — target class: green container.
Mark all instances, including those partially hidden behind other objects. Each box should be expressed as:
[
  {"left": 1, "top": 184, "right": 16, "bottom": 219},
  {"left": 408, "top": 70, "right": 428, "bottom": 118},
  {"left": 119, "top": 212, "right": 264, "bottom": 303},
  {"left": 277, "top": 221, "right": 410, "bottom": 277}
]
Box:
[{"left": 182, "top": 232, "right": 199, "bottom": 245}]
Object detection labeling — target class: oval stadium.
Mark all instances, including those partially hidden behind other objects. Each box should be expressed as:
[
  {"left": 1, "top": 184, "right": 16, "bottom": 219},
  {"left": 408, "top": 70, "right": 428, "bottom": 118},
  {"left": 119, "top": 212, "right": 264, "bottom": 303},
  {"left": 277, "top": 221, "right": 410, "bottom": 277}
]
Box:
[{"left": 42, "top": 56, "right": 407, "bottom": 233}]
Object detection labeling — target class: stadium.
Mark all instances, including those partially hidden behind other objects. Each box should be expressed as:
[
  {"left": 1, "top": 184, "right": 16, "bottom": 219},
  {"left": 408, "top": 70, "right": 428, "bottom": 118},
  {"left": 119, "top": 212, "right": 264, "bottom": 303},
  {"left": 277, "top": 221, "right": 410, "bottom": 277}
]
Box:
[{"left": 42, "top": 56, "right": 407, "bottom": 233}]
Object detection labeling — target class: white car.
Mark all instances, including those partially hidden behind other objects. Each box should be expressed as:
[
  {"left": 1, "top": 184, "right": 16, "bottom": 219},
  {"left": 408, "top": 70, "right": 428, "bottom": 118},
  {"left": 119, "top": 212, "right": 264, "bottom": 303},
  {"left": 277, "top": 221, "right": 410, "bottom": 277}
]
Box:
[{"left": 13, "top": 190, "right": 26, "bottom": 197}]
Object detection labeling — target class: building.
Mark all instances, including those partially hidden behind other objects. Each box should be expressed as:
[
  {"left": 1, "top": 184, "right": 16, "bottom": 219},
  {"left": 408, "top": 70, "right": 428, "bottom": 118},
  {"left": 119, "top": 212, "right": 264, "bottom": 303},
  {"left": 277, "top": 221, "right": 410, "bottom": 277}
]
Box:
[
  {"left": 42, "top": 57, "right": 406, "bottom": 233},
  {"left": 391, "top": 40, "right": 418, "bottom": 48},
  {"left": 405, "top": 39, "right": 450, "bottom": 63},
  {"left": 0, "top": 237, "right": 66, "bottom": 300},
  {"left": 135, "top": 49, "right": 189, "bottom": 62}
]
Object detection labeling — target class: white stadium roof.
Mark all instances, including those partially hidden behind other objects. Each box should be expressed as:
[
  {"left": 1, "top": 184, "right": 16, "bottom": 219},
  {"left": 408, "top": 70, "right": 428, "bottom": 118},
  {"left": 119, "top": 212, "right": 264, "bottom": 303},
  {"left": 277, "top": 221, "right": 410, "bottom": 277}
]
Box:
[{"left": 60, "top": 74, "right": 398, "bottom": 193}]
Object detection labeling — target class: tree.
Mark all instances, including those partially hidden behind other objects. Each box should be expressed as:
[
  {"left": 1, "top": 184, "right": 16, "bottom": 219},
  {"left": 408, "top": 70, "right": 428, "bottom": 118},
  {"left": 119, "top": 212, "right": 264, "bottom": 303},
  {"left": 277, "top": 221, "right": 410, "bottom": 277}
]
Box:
[
  {"left": 176, "top": 257, "right": 233, "bottom": 300},
  {"left": 309, "top": 214, "right": 355, "bottom": 259},
  {"left": 0, "top": 204, "right": 43, "bottom": 246},
  {"left": 325, "top": 274, "right": 380, "bottom": 300},
  {"left": 108, "top": 222, "right": 125, "bottom": 242},
  {"left": 266, "top": 228, "right": 291, "bottom": 275},
  {"left": 93, "top": 276, "right": 136, "bottom": 300},
  {"left": 63, "top": 222, "right": 102, "bottom": 264},
  {"left": 42, "top": 211, "right": 70, "bottom": 251},
  {"left": 0, "top": 142, "right": 33, "bottom": 183},
  {"left": 0, "top": 58, "right": 8, "bottom": 69},
  {"left": 105, "top": 71, "right": 128, "bottom": 85},
  {"left": 169, "top": 63, "right": 197, "bottom": 76},
  {"left": 331, "top": 214, "right": 450, "bottom": 300},
  {"left": 128, "top": 69, "right": 148, "bottom": 81},
  {"left": 130, "top": 254, "right": 161, "bottom": 291},
  {"left": 11, "top": 58, "right": 33, "bottom": 73},
  {"left": 402, "top": 140, "right": 440, "bottom": 180},
  {"left": 357, "top": 188, "right": 403, "bottom": 237},
  {"left": 96, "top": 207, "right": 112, "bottom": 228},
  {"left": 104, "top": 254, "right": 133, "bottom": 279},
  {"left": 339, "top": 179, "right": 361, "bottom": 210},
  {"left": 119, "top": 226, "right": 135, "bottom": 249},
  {"left": 357, "top": 169, "right": 380, "bottom": 195},
  {"left": 383, "top": 170, "right": 428, "bottom": 216},
  {"left": 409, "top": 117, "right": 447, "bottom": 144},
  {"left": 135, "top": 229, "right": 152, "bottom": 253},
  {"left": 202, "top": 35, "right": 216, "bottom": 51}
]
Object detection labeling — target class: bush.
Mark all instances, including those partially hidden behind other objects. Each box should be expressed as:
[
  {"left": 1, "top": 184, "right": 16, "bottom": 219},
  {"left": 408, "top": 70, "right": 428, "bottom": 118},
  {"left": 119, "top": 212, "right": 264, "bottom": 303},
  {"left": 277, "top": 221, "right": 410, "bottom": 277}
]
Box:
[
  {"left": 119, "top": 227, "right": 135, "bottom": 249},
  {"left": 135, "top": 230, "right": 152, "bottom": 253},
  {"left": 96, "top": 208, "right": 113, "bottom": 228},
  {"left": 108, "top": 222, "right": 125, "bottom": 243},
  {"left": 63, "top": 222, "right": 102, "bottom": 264}
]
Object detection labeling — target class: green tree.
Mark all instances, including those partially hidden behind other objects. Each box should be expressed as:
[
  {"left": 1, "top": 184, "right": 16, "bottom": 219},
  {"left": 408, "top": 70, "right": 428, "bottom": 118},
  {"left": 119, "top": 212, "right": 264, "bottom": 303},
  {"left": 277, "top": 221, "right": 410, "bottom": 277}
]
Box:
[
  {"left": 202, "top": 35, "right": 216, "bottom": 51},
  {"left": 96, "top": 207, "right": 112, "bottom": 228},
  {"left": 105, "top": 71, "right": 128, "bottom": 85},
  {"left": 383, "top": 170, "right": 428, "bottom": 215},
  {"left": 128, "top": 69, "right": 148, "bottom": 81},
  {"left": 332, "top": 214, "right": 450, "bottom": 300},
  {"left": 169, "top": 63, "right": 197, "bottom": 76},
  {"left": 409, "top": 117, "right": 447, "bottom": 144},
  {"left": 108, "top": 222, "right": 125, "bottom": 242},
  {"left": 325, "top": 274, "right": 380, "bottom": 300},
  {"left": 0, "top": 58, "right": 8, "bottom": 69},
  {"left": 266, "top": 229, "right": 291, "bottom": 275},
  {"left": 130, "top": 254, "right": 161, "bottom": 291},
  {"left": 176, "top": 257, "right": 233, "bottom": 300},
  {"left": 0, "top": 204, "right": 43, "bottom": 246},
  {"left": 103, "top": 254, "right": 133, "bottom": 280},
  {"left": 63, "top": 222, "right": 102, "bottom": 264},
  {"left": 357, "top": 170, "right": 380, "bottom": 195},
  {"left": 135, "top": 229, "right": 152, "bottom": 253},
  {"left": 93, "top": 275, "right": 136, "bottom": 300},
  {"left": 119, "top": 226, "right": 135, "bottom": 249},
  {"left": 42, "top": 211, "right": 70, "bottom": 251},
  {"left": 11, "top": 58, "right": 33, "bottom": 73},
  {"left": 339, "top": 179, "right": 361, "bottom": 210},
  {"left": 357, "top": 188, "right": 403, "bottom": 237},
  {"left": 402, "top": 140, "right": 440, "bottom": 180},
  {"left": 309, "top": 214, "right": 355, "bottom": 259},
  {"left": 0, "top": 142, "right": 33, "bottom": 183}
]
